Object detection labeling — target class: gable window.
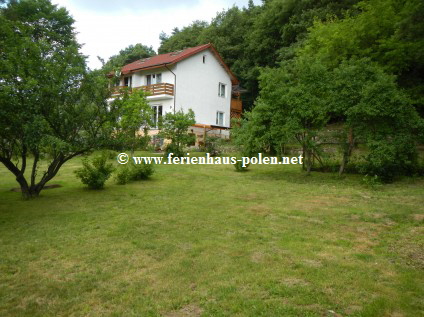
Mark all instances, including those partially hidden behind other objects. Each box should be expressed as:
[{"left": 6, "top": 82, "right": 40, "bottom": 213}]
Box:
[
  {"left": 216, "top": 111, "right": 224, "bottom": 126},
  {"left": 124, "top": 76, "right": 132, "bottom": 87},
  {"left": 218, "top": 82, "right": 226, "bottom": 98},
  {"left": 147, "top": 73, "right": 162, "bottom": 86},
  {"left": 203, "top": 55, "right": 206, "bottom": 64},
  {"left": 152, "top": 105, "right": 163, "bottom": 128}
]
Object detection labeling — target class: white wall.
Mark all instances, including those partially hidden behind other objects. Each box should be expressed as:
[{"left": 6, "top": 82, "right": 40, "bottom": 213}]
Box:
[
  {"left": 174, "top": 49, "right": 232, "bottom": 128},
  {"left": 119, "top": 51, "right": 233, "bottom": 128},
  {"left": 122, "top": 66, "right": 176, "bottom": 87}
]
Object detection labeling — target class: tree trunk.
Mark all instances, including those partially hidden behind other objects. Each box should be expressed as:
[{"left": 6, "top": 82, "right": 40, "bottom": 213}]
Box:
[
  {"left": 338, "top": 128, "right": 354, "bottom": 176},
  {"left": 306, "top": 148, "right": 312, "bottom": 175},
  {"left": 20, "top": 184, "right": 42, "bottom": 199}
]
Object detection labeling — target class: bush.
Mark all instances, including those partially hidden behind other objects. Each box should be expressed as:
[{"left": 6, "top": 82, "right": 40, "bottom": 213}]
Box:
[
  {"left": 106, "top": 150, "right": 118, "bottom": 160},
  {"left": 115, "top": 163, "right": 154, "bottom": 184},
  {"left": 361, "top": 137, "right": 418, "bottom": 182},
  {"left": 75, "top": 153, "right": 115, "bottom": 189},
  {"left": 234, "top": 159, "right": 249, "bottom": 172},
  {"left": 362, "top": 174, "right": 383, "bottom": 189},
  {"left": 164, "top": 142, "right": 185, "bottom": 158},
  {"left": 115, "top": 166, "right": 132, "bottom": 185},
  {"left": 203, "top": 136, "right": 222, "bottom": 157},
  {"left": 130, "top": 163, "right": 154, "bottom": 180}
]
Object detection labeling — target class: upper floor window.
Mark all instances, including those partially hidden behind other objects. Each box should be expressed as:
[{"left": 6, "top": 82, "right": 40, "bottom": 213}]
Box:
[
  {"left": 147, "top": 73, "right": 162, "bottom": 86},
  {"left": 203, "top": 55, "right": 206, "bottom": 64},
  {"left": 124, "top": 76, "right": 132, "bottom": 87},
  {"left": 218, "top": 82, "right": 226, "bottom": 98}
]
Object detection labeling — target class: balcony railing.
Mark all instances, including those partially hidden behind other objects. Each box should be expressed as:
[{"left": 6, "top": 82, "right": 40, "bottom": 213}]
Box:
[
  {"left": 231, "top": 98, "right": 242, "bottom": 112},
  {"left": 112, "top": 83, "right": 174, "bottom": 97}
]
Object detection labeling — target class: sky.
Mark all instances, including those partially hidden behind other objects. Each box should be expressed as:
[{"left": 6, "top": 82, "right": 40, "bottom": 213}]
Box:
[{"left": 51, "top": 0, "right": 262, "bottom": 70}]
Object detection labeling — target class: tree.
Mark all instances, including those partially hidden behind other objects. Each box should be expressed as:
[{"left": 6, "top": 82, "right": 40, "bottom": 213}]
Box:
[
  {"left": 234, "top": 58, "right": 331, "bottom": 174},
  {"left": 110, "top": 88, "right": 153, "bottom": 154},
  {"left": 300, "top": 0, "right": 424, "bottom": 115},
  {"left": 158, "top": 109, "right": 195, "bottom": 157},
  {"left": 158, "top": 21, "right": 208, "bottom": 54},
  {"left": 0, "top": 0, "right": 133, "bottom": 198},
  {"left": 102, "top": 43, "right": 156, "bottom": 70}
]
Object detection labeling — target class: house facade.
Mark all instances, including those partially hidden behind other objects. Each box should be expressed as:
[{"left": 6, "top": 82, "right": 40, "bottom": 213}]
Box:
[{"left": 111, "top": 44, "right": 242, "bottom": 143}]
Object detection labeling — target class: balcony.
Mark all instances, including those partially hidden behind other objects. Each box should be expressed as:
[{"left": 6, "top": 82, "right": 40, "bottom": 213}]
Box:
[
  {"left": 112, "top": 83, "right": 174, "bottom": 100},
  {"left": 230, "top": 98, "right": 242, "bottom": 122}
]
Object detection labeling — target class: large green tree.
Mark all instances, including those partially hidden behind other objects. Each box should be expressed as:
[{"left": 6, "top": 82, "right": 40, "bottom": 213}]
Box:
[
  {"left": 300, "top": 0, "right": 424, "bottom": 115},
  {"left": 0, "top": 0, "right": 126, "bottom": 198},
  {"left": 102, "top": 43, "right": 156, "bottom": 70},
  {"left": 158, "top": 20, "right": 208, "bottom": 54}
]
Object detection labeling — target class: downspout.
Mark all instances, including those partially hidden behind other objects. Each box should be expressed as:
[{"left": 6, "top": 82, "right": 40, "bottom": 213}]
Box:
[{"left": 164, "top": 63, "right": 176, "bottom": 114}]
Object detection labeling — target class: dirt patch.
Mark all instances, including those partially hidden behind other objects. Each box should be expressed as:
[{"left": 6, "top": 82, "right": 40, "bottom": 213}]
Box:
[
  {"left": 291, "top": 196, "right": 351, "bottom": 212},
  {"left": 412, "top": 214, "right": 424, "bottom": 222},
  {"left": 389, "top": 227, "right": 424, "bottom": 269},
  {"left": 164, "top": 304, "right": 203, "bottom": 317},
  {"left": 10, "top": 184, "right": 62, "bottom": 192},
  {"left": 240, "top": 193, "right": 263, "bottom": 202},
  {"left": 251, "top": 251, "right": 265, "bottom": 263},
  {"left": 248, "top": 204, "right": 271, "bottom": 216},
  {"left": 281, "top": 277, "right": 309, "bottom": 287},
  {"left": 302, "top": 259, "right": 323, "bottom": 268}
]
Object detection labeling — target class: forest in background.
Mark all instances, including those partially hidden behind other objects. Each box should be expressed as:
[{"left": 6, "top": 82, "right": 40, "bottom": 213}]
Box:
[
  {"left": 105, "top": 0, "right": 423, "bottom": 115},
  {"left": 104, "top": 0, "right": 424, "bottom": 182}
]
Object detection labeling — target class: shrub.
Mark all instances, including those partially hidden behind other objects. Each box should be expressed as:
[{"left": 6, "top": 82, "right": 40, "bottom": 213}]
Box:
[
  {"left": 115, "top": 163, "right": 155, "bottom": 184},
  {"left": 75, "top": 153, "right": 115, "bottom": 189},
  {"left": 106, "top": 150, "right": 118, "bottom": 160},
  {"left": 361, "top": 137, "right": 418, "bottom": 182},
  {"left": 130, "top": 163, "right": 154, "bottom": 180},
  {"left": 164, "top": 142, "right": 185, "bottom": 158},
  {"left": 234, "top": 159, "right": 249, "bottom": 172},
  {"left": 362, "top": 174, "right": 383, "bottom": 189},
  {"left": 203, "top": 136, "right": 222, "bottom": 157},
  {"left": 115, "top": 166, "right": 132, "bottom": 185}
]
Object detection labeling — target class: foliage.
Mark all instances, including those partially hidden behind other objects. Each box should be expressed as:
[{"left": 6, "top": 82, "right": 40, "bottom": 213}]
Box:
[
  {"left": 234, "top": 55, "right": 423, "bottom": 179},
  {"left": 233, "top": 159, "right": 249, "bottom": 172},
  {"left": 0, "top": 0, "right": 150, "bottom": 198},
  {"left": 203, "top": 136, "right": 222, "bottom": 157},
  {"left": 159, "top": 109, "right": 196, "bottom": 157},
  {"left": 163, "top": 143, "right": 185, "bottom": 158},
  {"left": 130, "top": 163, "right": 154, "bottom": 180},
  {"left": 74, "top": 153, "right": 114, "bottom": 189},
  {"left": 234, "top": 57, "right": 331, "bottom": 173},
  {"left": 158, "top": 21, "right": 209, "bottom": 54},
  {"left": 102, "top": 43, "right": 156, "bottom": 70},
  {"left": 300, "top": 0, "right": 424, "bottom": 115},
  {"left": 115, "top": 166, "right": 131, "bottom": 185},
  {"left": 361, "top": 136, "right": 419, "bottom": 183},
  {"left": 110, "top": 89, "right": 153, "bottom": 153},
  {"left": 115, "top": 162, "right": 154, "bottom": 185},
  {"left": 361, "top": 174, "right": 383, "bottom": 189},
  {"left": 157, "top": 0, "right": 360, "bottom": 111}
]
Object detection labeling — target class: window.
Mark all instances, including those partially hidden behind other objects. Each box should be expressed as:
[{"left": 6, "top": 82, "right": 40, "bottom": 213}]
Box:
[
  {"left": 203, "top": 55, "right": 206, "bottom": 64},
  {"left": 147, "top": 73, "right": 162, "bottom": 85},
  {"left": 124, "top": 76, "right": 132, "bottom": 87},
  {"left": 152, "top": 105, "right": 163, "bottom": 128},
  {"left": 218, "top": 82, "right": 226, "bottom": 98},
  {"left": 216, "top": 111, "right": 224, "bottom": 126}
]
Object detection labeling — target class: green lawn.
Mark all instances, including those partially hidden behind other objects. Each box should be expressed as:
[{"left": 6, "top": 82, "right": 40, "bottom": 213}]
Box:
[{"left": 0, "top": 153, "right": 423, "bottom": 316}]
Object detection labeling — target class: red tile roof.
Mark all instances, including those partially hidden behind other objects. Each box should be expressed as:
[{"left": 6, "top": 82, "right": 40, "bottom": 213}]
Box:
[{"left": 120, "top": 43, "right": 239, "bottom": 84}]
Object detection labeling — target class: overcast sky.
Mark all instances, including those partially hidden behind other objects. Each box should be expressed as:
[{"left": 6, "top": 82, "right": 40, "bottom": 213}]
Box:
[{"left": 51, "top": 0, "right": 262, "bottom": 70}]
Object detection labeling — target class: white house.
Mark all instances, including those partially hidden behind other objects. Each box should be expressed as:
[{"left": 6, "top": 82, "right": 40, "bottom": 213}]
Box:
[{"left": 111, "top": 43, "right": 243, "bottom": 143}]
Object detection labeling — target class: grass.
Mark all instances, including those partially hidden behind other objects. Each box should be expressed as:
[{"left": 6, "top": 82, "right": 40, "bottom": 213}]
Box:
[{"left": 0, "top": 152, "right": 423, "bottom": 316}]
